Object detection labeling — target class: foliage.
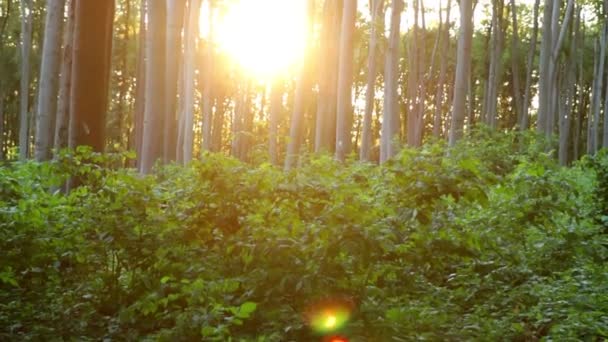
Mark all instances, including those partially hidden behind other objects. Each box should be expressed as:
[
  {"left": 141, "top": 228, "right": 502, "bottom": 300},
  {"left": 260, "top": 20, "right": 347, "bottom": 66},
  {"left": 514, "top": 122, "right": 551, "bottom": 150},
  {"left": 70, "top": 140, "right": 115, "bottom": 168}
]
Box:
[{"left": 1, "top": 132, "right": 607, "bottom": 340}]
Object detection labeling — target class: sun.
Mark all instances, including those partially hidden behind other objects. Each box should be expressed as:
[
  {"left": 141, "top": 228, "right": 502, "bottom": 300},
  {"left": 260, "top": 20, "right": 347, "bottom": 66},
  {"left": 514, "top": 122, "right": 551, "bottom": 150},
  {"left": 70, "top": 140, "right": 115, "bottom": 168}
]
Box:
[{"left": 201, "top": 0, "right": 309, "bottom": 79}]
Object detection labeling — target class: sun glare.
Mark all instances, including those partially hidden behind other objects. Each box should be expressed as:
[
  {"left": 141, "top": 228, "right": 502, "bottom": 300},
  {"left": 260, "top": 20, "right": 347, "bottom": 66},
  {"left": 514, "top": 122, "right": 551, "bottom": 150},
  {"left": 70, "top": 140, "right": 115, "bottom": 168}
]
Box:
[{"left": 201, "top": 0, "right": 308, "bottom": 79}]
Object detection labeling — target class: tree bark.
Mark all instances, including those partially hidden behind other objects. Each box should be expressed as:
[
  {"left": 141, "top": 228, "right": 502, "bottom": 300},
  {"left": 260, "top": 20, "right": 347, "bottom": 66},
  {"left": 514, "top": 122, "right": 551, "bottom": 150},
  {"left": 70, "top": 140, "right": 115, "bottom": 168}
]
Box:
[
  {"left": 590, "top": 22, "right": 606, "bottom": 154},
  {"left": 54, "top": 0, "right": 75, "bottom": 153},
  {"left": 449, "top": 0, "right": 473, "bottom": 146},
  {"left": 335, "top": 0, "right": 357, "bottom": 162},
  {"left": 434, "top": 0, "right": 452, "bottom": 138},
  {"left": 35, "top": 0, "right": 66, "bottom": 161},
  {"left": 315, "top": 0, "right": 341, "bottom": 153},
  {"left": 19, "top": 0, "right": 33, "bottom": 160},
  {"left": 509, "top": 0, "right": 522, "bottom": 127},
  {"left": 381, "top": 0, "right": 402, "bottom": 162},
  {"left": 139, "top": 0, "right": 167, "bottom": 173},
  {"left": 69, "top": 0, "right": 115, "bottom": 151},
  {"left": 360, "top": 0, "right": 383, "bottom": 161},
  {"left": 164, "top": 0, "right": 186, "bottom": 162},
  {"left": 537, "top": 0, "right": 554, "bottom": 134},
  {"left": 521, "top": 0, "right": 540, "bottom": 130},
  {"left": 181, "top": 0, "right": 201, "bottom": 164},
  {"left": 269, "top": 81, "right": 282, "bottom": 165}
]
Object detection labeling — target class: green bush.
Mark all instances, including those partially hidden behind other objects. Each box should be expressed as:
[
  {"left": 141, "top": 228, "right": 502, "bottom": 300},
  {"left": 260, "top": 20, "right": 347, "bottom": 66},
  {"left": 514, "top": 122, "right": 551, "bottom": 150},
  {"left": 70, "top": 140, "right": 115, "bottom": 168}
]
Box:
[{"left": 1, "top": 132, "right": 607, "bottom": 340}]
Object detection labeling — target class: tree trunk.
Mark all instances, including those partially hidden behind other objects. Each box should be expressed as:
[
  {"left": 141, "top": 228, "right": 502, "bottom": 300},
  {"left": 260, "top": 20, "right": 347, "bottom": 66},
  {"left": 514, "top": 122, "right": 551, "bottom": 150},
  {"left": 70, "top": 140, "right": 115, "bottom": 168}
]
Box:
[
  {"left": 434, "top": 0, "right": 451, "bottom": 138},
  {"left": 381, "top": 0, "right": 402, "bottom": 163},
  {"left": 448, "top": 0, "right": 473, "bottom": 146},
  {"left": 509, "top": 0, "right": 522, "bottom": 127},
  {"left": 200, "top": 5, "right": 214, "bottom": 153},
  {"left": 132, "top": 0, "right": 146, "bottom": 165},
  {"left": 35, "top": 0, "right": 66, "bottom": 161},
  {"left": 182, "top": 0, "right": 201, "bottom": 164},
  {"left": 521, "top": 0, "right": 540, "bottom": 130},
  {"left": 269, "top": 81, "right": 282, "bottom": 165},
  {"left": 164, "top": 0, "right": 186, "bottom": 162},
  {"left": 335, "top": 0, "right": 357, "bottom": 162},
  {"left": 69, "top": 0, "right": 115, "bottom": 151},
  {"left": 19, "top": 0, "right": 33, "bottom": 160},
  {"left": 139, "top": 0, "right": 167, "bottom": 173},
  {"left": 590, "top": 22, "right": 606, "bottom": 154},
  {"left": 360, "top": 0, "right": 383, "bottom": 161},
  {"left": 537, "top": 0, "right": 554, "bottom": 133},
  {"left": 54, "top": 0, "right": 75, "bottom": 153},
  {"left": 315, "top": 0, "right": 341, "bottom": 153},
  {"left": 285, "top": 0, "right": 315, "bottom": 170}
]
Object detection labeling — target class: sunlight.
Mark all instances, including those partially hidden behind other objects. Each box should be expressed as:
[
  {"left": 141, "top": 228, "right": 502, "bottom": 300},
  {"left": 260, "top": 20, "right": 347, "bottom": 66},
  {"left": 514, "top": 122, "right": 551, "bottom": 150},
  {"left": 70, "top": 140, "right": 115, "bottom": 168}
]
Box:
[{"left": 201, "top": 0, "right": 308, "bottom": 79}]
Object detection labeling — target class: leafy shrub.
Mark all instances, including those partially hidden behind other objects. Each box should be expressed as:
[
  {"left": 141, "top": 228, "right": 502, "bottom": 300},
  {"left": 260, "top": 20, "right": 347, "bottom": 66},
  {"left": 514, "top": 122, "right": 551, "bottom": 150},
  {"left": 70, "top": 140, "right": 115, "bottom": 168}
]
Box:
[{"left": 1, "top": 132, "right": 607, "bottom": 340}]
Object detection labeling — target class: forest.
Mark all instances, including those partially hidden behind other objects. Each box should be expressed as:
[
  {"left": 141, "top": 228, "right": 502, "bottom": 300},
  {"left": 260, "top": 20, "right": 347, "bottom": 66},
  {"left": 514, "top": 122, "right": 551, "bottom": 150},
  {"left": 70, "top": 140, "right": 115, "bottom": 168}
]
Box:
[{"left": 1, "top": 0, "right": 608, "bottom": 340}]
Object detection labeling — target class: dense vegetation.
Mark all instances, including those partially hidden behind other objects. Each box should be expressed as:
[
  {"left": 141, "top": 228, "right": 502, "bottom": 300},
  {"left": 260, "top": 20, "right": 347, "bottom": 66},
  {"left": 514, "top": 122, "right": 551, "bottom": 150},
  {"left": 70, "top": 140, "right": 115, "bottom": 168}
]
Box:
[{"left": 1, "top": 131, "right": 607, "bottom": 340}]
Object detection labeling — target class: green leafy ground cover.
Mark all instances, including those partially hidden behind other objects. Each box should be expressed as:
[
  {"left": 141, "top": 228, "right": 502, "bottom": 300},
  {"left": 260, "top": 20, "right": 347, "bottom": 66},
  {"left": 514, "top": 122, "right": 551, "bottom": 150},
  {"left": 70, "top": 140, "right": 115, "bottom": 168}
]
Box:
[{"left": 1, "top": 132, "right": 607, "bottom": 340}]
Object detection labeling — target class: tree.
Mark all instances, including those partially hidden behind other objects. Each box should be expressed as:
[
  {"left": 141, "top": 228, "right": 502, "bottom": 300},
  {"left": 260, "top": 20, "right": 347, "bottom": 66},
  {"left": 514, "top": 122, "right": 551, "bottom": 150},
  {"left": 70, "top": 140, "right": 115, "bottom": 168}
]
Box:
[
  {"left": 335, "top": 0, "right": 357, "bottom": 162},
  {"left": 164, "top": 0, "right": 186, "bottom": 162},
  {"left": 449, "top": 0, "right": 473, "bottom": 146},
  {"left": 19, "top": 0, "right": 32, "bottom": 160},
  {"left": 180, "top": 0, "right": 201, "bottom": 164},
  {"left": 139, "top": 0, "right": 167, "bottom": 174},
  {"left": 315, "top": 0, "right": 341, "bottom": 153},
  {"left": 381, "top": 0, "right": 402, "bottom": 163},
  {"left": 34, "top": 0, "right": 65, "bottom": 161},
  {"left": 69, "top": 0, "right": 115, "bottom": 151},
  {"left": 360, "top": 0, "right": 384, "bottom": 162}
]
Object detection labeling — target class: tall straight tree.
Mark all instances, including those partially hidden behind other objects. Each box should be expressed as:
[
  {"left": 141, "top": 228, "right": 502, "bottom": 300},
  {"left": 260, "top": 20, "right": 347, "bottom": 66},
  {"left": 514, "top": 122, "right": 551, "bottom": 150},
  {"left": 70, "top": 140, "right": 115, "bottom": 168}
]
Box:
[
  {"left": 35, "top": 0, "right": 66, "bottom": 161},
  {"left": 139, "top": 0, "right": 167, "bottom": 173},
  {"left": 381, "top": 0, "right": 402, "bottom": 163},
  {"left": 335, "top": 0, "right": 357, "bottom": 162},
  {"left": 181, "top": 0, "right": 201, "bottom": 164},
  {"left": 360, "top": 0, "right": 384, "bottom": 162},
  {"left": 285, "top": 0, "right": 315, "bottom": 170},
  {"left": 164, "top": 0, "right": 186, "bottom": 162},
  {"left": 537, "top": 0, "right": 554, "bottom": 134},
  {"left": 434, "top": 0, "right": 452, "bottom": 138},
  {"left": 19, "top": 0, "right": 32, "bottom": 159},
  {"left": 54, "top": 0, "right": 75, "bottom": 152},
  {"left": 69, "top": 0, "right": 115, "bottom": 151},
  {"left": 315, "top": 0, "right": 341, "bottom": 153},
  {"left": 521, "top": 0, "right": 540, "bottom": 130},
  {"left": 448, "top": 0, "right": 473, "bottom": 146}
]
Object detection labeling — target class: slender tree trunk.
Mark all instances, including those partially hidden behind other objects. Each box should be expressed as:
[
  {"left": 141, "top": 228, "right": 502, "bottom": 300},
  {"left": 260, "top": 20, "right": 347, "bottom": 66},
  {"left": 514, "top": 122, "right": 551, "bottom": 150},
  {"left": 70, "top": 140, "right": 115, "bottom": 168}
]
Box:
[
  {"left": 559, "top": 10, "right": 578, "bottom": 165},
  {"left": 139, "top": 0, "right": 167, "bottom": 173},
  {"left": 509, "top": 0, "right": 523, "bottom": 127},
  {"left": 449, "top": 0, "right": 473, "bottom": 146},
  {"left": 19, "top": 0, "right": 33, "bottom": 160},
  {"left": 360, "top": 0, "right": 383, "bottom": 161},
  {"left": 315, "top": 0, "right": 341, "bottom": 153},
  {"left": 54, "top": 0, "right": 75, "bottom": 152},
  {"left": 69, "top": 0, "right": 115, "bottom": 151},
  {"left": 434, "top": 0, "right": 451, "bottom": 138},
  {"left": 133, "top": 1, "right": 146, "bottom": 165},
  {"left": 406, "top": 0, "right": 420, "bottom": 146},
  {"left": 285, "top": 0, "right": 315, "bottom": 170},
  {"left": 182, "top": 0, "right": 201, "bottom": 164},
  {"left": 200, "top": 6, "right": 214, "bottom": 153},
  {"left": 521, "top": 0, "right": 540, "bottom": 130},
  {"left": 537, "top": 0, "right": 554, "bottom": 133},
  {"left": 335, "top": 0, "right": 357, "bottom": 162},
  {"left": 35, "top": 0, "right": 66, "bottom": 161},
  {"left": 211, "top": 94, "right": 225, "bottom": 152},
  {"left": 164, "top": 0, "right": 186, "bottom": 162},
  {"left": 269, "top": 81, "right": 282, "bottom": 165},
  {"left": 381, "top": 0, "right": 402, "bottom": 163},
  {"left": 590, "top": 23, "right": 606, "bottom": 154}
]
